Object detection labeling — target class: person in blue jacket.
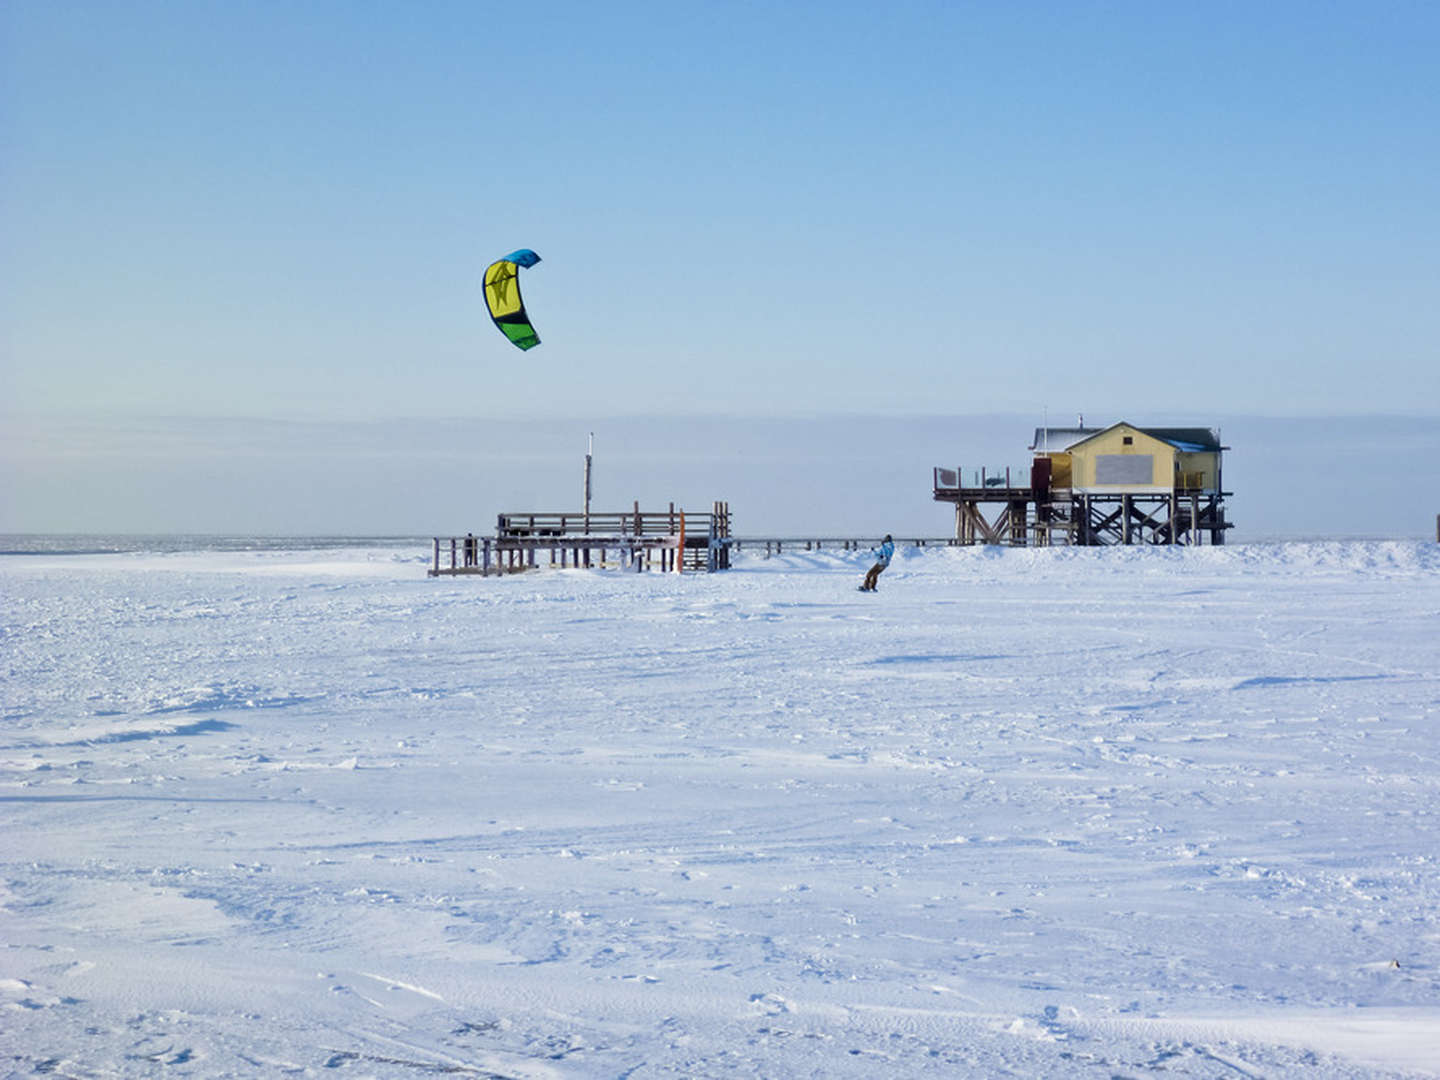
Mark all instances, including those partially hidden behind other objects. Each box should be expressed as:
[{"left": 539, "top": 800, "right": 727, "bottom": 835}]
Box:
[{"left": 860, "top": 534, "right": 894, "bottom": 592}]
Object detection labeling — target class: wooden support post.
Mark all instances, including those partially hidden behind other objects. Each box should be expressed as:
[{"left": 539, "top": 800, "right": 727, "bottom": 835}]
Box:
[
  {"left": 1191, "top": 493, "right": 1201, "bottom": 546},
  {"left": 433, "top": 538, "right": 440, "bottom": 575},
  {"left": 483, "top": 539, "right": 491, "bottom": 575},
  {"left": 1121, "top": 494, "right": 1132, "bottom": 545},
  {"left": 722, "top": 501, "right": 730, "bottom": 569}
]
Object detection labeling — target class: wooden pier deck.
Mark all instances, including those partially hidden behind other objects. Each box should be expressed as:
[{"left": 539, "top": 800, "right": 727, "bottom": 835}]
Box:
[
  {"left": 431, "top": 503, "right": 732, "bottom": 576},
  {"left": 932, "top": 467, "right": 1231, "bottom": 546}
]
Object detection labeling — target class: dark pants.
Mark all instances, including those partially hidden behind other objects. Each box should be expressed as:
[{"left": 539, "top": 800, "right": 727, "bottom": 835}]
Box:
[{"left": 862, "top": 561, "right": 887, "bottom": 590}]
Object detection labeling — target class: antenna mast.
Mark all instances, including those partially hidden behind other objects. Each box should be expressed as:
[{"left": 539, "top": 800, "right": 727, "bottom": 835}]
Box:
[{"left": 583, "top": 432, "right": 594, "bottom": 518}]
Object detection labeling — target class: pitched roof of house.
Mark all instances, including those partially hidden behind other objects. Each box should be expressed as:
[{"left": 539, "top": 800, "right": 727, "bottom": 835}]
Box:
[
  {"left": 1029, "top": 427, "right": 1101, "bottom": 451},
  {"left": 1031, "top": 423, "right": 1223, "bottom": 453},
  {"left": 1141, "top": 427, "right": 1223, "bottom": 452}
]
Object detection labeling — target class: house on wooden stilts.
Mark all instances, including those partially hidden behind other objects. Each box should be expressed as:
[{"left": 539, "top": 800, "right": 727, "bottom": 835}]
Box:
[
  {"left": 1033, "top": 422, "right": 1230, "bottom": 545},
  {"left": 934, "top": 421, "right": 1232, "bottom": 546}
]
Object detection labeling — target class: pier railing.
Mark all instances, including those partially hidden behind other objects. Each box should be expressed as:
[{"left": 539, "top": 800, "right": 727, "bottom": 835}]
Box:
[
  {"left": 497, "top": 510, "right": 716, "bottom": 538},
  {"left": 932, "top": 465, "right": 1033, "bottom": 493},
  {"left": 431, "top": 502, "right": 733, "bottom": 576}
]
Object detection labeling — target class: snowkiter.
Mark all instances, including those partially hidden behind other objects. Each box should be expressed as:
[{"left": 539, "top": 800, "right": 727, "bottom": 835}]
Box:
[{"left": 860, "top": 535, "right": 894, "bottom": 592}]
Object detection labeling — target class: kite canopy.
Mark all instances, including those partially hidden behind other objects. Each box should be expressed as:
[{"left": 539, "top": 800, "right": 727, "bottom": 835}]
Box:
[{"left": 483, "top": 249, "right": 542, "bottom": 350}]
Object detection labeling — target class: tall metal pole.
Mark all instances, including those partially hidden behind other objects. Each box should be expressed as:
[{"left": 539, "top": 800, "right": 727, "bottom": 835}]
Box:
[{"left": 583, "top": 432, "right": 593, "bottom": 520}]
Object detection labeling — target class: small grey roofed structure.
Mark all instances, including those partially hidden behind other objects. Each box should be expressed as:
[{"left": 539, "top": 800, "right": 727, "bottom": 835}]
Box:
[{"left": 1030, "top": 427, "right": 1101, "bottom": 451}]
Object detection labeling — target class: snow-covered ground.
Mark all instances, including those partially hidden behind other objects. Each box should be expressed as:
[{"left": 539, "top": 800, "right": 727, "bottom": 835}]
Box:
[{"left": 4, "top": 540, "right": 1439, "bottom": 1077}]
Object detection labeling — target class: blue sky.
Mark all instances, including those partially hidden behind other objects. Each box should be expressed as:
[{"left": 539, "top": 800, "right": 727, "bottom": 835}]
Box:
[{"left": 6, "top": 0, "right": 1438, "bottom": 423}]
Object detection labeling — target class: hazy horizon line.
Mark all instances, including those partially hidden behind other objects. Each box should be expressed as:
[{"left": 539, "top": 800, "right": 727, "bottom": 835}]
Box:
[{"left": 7, "top": 408, "right": 1438, "bottom": 425}]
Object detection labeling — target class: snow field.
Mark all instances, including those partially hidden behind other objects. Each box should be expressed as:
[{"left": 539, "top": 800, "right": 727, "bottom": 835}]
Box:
[{"left": 3, "top": 541, "right": 1439, "bottom": 1077}]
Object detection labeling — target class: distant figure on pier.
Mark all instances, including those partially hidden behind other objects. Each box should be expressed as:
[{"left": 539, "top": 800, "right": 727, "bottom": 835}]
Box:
[
  {"left": 464, "top": 533, "right": 477, "bottom": 567},
  {"left": 859, "top": 535, "right": 894, "bottom": 592}
]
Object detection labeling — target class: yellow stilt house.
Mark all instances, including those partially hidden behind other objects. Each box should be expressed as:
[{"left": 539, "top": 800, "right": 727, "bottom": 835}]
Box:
[
  {"left": 935, "top": 421, "right": 1231, "bottom": 546},
  {"left": 1035, "top": 422, "right": 1224, "bottom": 495}
]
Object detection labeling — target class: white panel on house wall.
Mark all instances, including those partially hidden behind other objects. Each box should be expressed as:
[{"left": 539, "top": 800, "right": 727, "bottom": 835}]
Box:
[{"left": 1095, "top": 454, "right": 1154, "bottom": 485}]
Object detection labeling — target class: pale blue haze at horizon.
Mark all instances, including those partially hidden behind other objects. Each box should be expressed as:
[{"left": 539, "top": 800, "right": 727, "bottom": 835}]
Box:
[
  {"left": 3, "top": 412, "right": 1437, "bottom": 538},
  {"left": 5, "top": 1, "right": 1439, "bottom": 424}
]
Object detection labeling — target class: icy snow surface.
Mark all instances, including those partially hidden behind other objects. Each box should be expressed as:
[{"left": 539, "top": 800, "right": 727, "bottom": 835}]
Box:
[{"left": 3, "top": 540, "right": 1440, "bottom": 1077}]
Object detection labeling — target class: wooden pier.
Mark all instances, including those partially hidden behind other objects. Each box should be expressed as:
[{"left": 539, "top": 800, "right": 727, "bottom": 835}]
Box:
[{"left": 430, "top": 502, "right": 732, "bottom": 576}]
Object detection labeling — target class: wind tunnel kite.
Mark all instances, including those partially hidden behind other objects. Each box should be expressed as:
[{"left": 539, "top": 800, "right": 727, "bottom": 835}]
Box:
[{"left": 483, "top": 248, "right": 542, "bottom": 350}]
